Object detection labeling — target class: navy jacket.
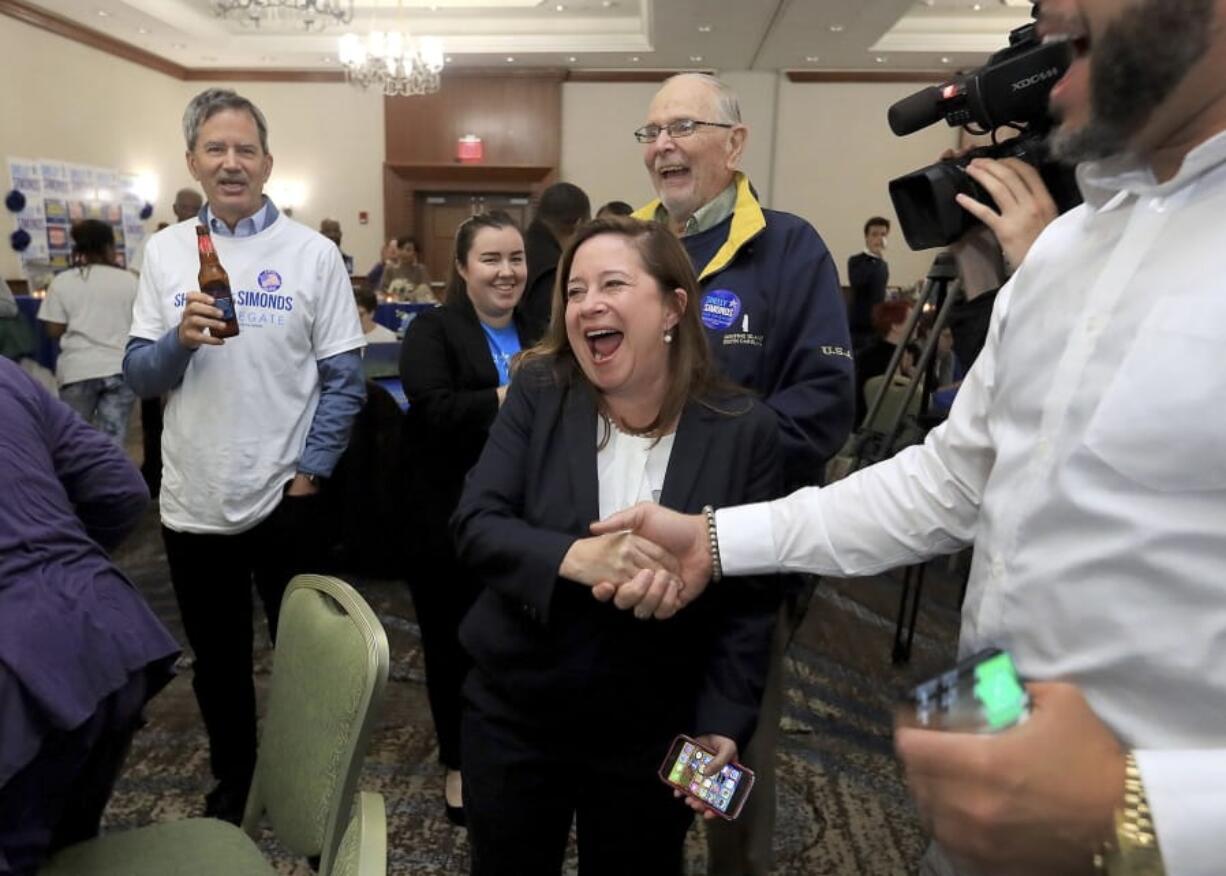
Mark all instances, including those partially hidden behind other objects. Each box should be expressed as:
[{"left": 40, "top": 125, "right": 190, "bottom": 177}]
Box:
[
  {"left": 637, "top": 175, "right": 854, "bottom": 488},
  {"left": 452, "top": 360, "right": 783, "bottom": 747}
]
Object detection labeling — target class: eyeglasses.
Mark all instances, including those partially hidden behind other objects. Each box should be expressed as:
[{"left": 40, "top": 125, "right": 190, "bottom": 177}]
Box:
[{"left": 633, "top": 119, "right": 735, "bottom": 144}]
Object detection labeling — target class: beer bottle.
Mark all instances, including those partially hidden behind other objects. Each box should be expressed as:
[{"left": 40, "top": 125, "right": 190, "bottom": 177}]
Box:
[{"left": 196, "top": 225, "right": 239, "bottom": 339}]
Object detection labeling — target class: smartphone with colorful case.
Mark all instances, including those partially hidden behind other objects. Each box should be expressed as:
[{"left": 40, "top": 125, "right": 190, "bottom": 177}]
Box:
[{"left": 658, "top": 734, "right": 755, "bottom": 820}]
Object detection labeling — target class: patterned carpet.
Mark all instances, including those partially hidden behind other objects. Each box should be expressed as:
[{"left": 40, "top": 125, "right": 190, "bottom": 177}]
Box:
[{"left": 104, "top": 507, "right": 964, "bottom": 875}]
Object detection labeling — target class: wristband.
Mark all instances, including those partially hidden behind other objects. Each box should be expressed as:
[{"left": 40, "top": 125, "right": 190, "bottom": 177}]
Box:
[{"left": 703, "top": 505, "right": 723, "bottom": 583}]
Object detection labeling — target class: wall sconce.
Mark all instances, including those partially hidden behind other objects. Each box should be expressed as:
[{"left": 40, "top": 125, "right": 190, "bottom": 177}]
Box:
[{"left": 457, "top": 135, "right": 484, "bottom": 163}]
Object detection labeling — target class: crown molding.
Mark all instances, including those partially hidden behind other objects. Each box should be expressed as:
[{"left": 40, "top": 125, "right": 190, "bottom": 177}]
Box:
[{"left": 786, "top": 70, "right": 948, "bottom": 84}]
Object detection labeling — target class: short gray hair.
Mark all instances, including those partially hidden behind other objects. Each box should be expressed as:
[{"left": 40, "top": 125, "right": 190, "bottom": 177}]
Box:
[
  {"left": 662, "top": 73, "right": 742, "bottom": 124},
  {"left": 182, "top": 88, "right": 271, "bottom": 153}
]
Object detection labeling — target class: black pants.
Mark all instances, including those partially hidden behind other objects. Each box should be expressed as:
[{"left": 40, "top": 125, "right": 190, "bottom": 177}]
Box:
[
  {"left": 406, "top": 551, "right": 477, "bottom": 770},
  {"left": 139, "top": 397, "right": 162, "bottom": 493},
  {"left": 0, "top": 671, "right": 148, "bottom": 876},
  {"left": 161, "top": 493, "right": 324, "bottom": 794},
  {"left": 461, "top": 677, "right": 693, "bottom": 876}
]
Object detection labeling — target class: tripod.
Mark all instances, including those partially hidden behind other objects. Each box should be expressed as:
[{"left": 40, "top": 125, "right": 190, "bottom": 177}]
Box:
[{"left": 843, "top": 253, "right": 965, "bottom": 663}]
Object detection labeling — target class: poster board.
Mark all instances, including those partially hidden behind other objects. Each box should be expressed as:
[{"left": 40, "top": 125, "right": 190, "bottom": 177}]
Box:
[{"left": 6, "top": 157, "right": 148, "bottom": 285}]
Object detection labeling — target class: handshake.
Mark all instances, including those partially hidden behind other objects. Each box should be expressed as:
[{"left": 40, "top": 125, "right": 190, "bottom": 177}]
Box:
[{"left": 559, "top": 502, "right": 715, "bottom": 620}]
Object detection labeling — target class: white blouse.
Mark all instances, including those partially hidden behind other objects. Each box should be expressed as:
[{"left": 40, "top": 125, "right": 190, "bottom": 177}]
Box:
[{"left": 596, "top": 418, "right": 676, "bottom": 520}]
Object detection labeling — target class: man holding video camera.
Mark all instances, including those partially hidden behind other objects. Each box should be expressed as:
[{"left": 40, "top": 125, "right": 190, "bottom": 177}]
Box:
[{"left": 593, "top": 0, "right": 1226, "bottom": 873}]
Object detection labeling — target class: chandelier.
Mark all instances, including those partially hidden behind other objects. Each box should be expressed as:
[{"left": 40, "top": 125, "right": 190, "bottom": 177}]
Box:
[
  {"left": 338, "top": 31, "right": 446, "bottom": 97},
  {"left": 213, "top": 0, "right": 353, "bottom": 32}
]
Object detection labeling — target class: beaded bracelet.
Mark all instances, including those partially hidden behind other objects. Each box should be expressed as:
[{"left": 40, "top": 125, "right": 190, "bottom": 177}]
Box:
[{"left": 703, "top": 505, "right": 723, "bottom": 582}]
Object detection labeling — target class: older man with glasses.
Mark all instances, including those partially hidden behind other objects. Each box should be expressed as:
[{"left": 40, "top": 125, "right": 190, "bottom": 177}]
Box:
[{"left": 632, "top": 73, "right": 854, "bottom": 876}]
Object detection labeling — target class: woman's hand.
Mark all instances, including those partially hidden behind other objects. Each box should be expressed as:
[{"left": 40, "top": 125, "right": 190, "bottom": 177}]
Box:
[
  {"left": 496, "top": 384, "right": 509, "bottom": 406},
  {"left": 559, "top": 532, "right": 680, "bottom": 596},
  {"left": 675, "top": 734, "right": 738, "bottom": 820}
]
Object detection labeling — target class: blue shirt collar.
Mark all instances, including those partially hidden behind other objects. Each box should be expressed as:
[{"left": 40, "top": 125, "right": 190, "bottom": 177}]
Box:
[{"left": 197, "top": 196, "right": 279, "bottom": 238}]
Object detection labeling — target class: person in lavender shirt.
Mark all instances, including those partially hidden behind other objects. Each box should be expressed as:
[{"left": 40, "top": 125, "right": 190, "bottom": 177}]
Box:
[{"left": 0, "top": 356, "right": 180, "bottom": 875}]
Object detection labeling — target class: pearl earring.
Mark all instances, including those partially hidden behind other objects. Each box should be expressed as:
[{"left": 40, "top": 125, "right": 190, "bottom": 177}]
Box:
[{"left": 664, "top": 330, "right": 674, "bottom": 344}]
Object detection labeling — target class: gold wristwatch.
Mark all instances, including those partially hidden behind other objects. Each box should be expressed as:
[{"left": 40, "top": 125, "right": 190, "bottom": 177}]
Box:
[{"left": 1094, "top": 752, "right": 1165, "bottom": 876}]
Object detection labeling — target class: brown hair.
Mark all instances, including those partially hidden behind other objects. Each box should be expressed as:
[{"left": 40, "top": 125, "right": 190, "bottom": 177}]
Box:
[
  {"left": 871, "top": 299, "right": 912, "bottom": 337},
  {"left": 518, "top": 216, "right": 745, "bottom": 443},
  {"left": 353, "top": 286, "right": 378, "bottom": 314},
  {"left": 442, "top": 210, "right": 523, "bottom": 307}
]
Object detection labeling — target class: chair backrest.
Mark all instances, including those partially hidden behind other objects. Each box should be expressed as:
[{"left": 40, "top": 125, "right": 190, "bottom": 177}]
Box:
[
  {"left": 862, "top": 374, "right": 920, "bottom": 434},
  {"left": 243, "top": 575, "right": 389, "bottom": 876},
  {"left": 331, "top": 792, "right": 387, "bottom": 876}
]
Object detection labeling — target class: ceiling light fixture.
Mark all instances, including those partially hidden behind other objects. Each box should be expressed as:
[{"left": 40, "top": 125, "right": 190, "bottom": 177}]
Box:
[
  {"left": 828, "top": 24, "right": 844, "bottom": 32},
  {"left": 338, "top": 31, "right": 445, "bottom": 97},
  {"left": 568, "top": 55, "right": 577, "bottom": 62},
  {"left": 805, "top": 55, "right": 819, "bottom": 62},
  {"left": 690, "top": 55, "right": 703, "bottom": 62},
  {"left": 697, "top": 24, "right": 712, "bottom": 33},
  {"left": 212, "top": 0, "right": 353, "bottom": 32},
  {"left": 97, "top": 9, "right": 110, "bottom": 16}
]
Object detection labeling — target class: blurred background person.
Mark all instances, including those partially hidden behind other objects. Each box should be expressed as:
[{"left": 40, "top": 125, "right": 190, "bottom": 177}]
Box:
[
  {"left": 37, "top": 219, "right": 138, "bottom": 445},
  {"left": 354, "top": 286, "right": 397, "bottom": 344},
  {"left": 846, "top": 216, "right": 891, "bottom": 354},
  {"left": 595, "top": 199, "right": 634, "bottom": 219},
  {"left": 0, "top": 356, "right": 179, "bottom": 875},
  {"left": 398, "top": 210, "right": 529, "bottom": 827},
  {"left": 853, "top": 299, "right": 914, "bottom": 429},
  {"left": 452, "top": 217, "right": 783, "bottom": 875},
  {"left": 319, "top": 218, "right": 355, "bottom": 274},
  {"left": 521, "top": 181, "right": 591, "bottom": 345},
  {"left": 379, "top": 234, "right": 433, "bottom": 303}
]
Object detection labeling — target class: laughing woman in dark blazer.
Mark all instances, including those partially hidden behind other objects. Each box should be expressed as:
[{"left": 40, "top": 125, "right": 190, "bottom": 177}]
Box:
[
  {"left": 452, "top": 217, "right": 785, "bottom": 875},
  {"left": 398, "top": 211, "right": 529, "bottom": 826}
]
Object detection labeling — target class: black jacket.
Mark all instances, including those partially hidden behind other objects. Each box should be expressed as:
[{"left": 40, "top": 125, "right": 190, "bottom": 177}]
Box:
[
  {"left": 452, "top": 361, "right": 785, "bottom": 746},
  {"left": 519, "top": 219, "right": 562, "bottom": 347},
  {"left": 847, "top": 252, "right": 889, "bottom": 335},
  {"left": 399, "top": 294, "right": 531, "bottom": 560}
]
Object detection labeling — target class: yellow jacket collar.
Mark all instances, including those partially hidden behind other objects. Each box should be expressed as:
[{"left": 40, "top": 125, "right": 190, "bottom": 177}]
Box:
[{"left": 633, "top": 172, "right": 767, "bottom": 281}]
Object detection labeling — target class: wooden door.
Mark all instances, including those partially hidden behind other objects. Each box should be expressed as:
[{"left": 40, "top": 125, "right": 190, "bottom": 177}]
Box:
[{"left": 415, "top": 192, "right": 532, "bottom": 289}]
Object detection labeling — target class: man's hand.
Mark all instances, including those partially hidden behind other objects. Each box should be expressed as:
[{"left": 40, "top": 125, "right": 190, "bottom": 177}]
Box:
[
  {"left": 895, "top": 681, "right": 1125, "bottom": 875},
  {"left": 177, "top": 291, "right": 228, "bottom": 350},
  {"left": 957, "top": 157, "right": 1058, "bottom": 272},
  {"left": 558, "top": 532, "right": 680, "bottom": 604},
  {"left": 284, "top": 473, "right": 321, "bottom": 497},
  {"left": 496, "top": 384, "right": 509, "bottom": 406},
  {"left": 588, "top": 503, "right": 712, "bottom": 619},
  {"left": 675, "top": 734, "right": 738, "bottom": 820}
]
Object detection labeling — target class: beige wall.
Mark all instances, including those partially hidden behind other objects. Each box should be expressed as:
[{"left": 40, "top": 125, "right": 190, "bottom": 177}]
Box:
[
  {"left": 0, "top": 16, "right": 385, "bottom": 280},
  {"left": 560, "top": 74, "right": 957, "bottom": 287},
  {"left": 2, "top": 17, "right": 955, "bottom": 290},
  {"left": 772, "top": 79, "right": 959, "bottom": 288},
  {"left": 559, "top": 71, "right": 779, "bottom": 215}
]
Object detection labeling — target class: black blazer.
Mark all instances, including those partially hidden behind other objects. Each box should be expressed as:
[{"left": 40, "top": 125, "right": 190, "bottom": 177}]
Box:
[
  {"left": 452, "top": 360, "right": 785, "bottom": 746},
  {"left": 399, "top": 294, "right": 532, "bottom": 560}
]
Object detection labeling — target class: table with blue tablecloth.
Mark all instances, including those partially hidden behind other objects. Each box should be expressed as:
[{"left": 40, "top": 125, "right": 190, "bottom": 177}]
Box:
[{"left": 374, "top": 302, "right": 435, "bottom": 335}]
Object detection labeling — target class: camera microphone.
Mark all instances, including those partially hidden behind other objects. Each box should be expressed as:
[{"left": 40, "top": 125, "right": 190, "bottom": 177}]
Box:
[{"left": 887, "top": 86, "right": 946, "bottom": 137}]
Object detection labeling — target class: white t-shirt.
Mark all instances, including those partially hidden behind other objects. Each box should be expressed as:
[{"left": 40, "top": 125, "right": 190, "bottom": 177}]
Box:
[
  {"left": 38, "top": 265, "right": 137, "bottom": 385},
  {"left": 364, "top": 322, "right": 397, "bottom": 344},
  {"left": 130, "top": 215, "right": 365, "bottom": 534}
]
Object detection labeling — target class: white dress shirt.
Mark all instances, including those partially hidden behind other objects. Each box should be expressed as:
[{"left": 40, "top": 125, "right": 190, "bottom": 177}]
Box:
[{"left": 718, "top": 132, "right": 1226, "bottom": 876}]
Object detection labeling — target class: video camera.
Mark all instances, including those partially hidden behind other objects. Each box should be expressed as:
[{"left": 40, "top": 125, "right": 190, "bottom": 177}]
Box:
[{"left": 887, "top": 18, "right": 1082, "bottom": 250}]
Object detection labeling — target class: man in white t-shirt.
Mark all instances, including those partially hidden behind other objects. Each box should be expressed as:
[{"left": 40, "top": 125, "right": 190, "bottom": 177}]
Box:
[{"left": 123, "top": 88, "right": 365, "bottom": 824}]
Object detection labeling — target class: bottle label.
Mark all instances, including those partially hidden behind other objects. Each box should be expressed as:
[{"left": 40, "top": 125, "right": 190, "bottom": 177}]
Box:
[
  {"left": 197, "top": 232, "right": 216, "bottom": 256},
  {"left": 212, "top": 295, "right": 236, "bottom": 322}
]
